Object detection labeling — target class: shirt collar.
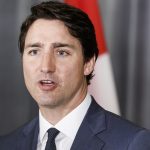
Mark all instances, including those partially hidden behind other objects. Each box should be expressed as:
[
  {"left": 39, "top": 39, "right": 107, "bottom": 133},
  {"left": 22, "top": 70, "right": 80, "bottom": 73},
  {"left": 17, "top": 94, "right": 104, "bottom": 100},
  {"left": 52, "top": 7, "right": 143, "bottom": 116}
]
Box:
[
  {"left": 39, "top": 93, "right": 91, "bottom": 142},
  {"left": 39, "top": 111, "right": 53, "bottom": 142}
]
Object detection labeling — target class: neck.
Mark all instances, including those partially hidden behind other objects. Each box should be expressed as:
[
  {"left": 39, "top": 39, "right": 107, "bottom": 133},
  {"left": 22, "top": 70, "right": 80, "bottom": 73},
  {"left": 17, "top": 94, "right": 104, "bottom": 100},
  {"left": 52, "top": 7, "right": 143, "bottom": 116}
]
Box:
[{"left": 39, "top": 89, "right": 88, "bottom": 125}]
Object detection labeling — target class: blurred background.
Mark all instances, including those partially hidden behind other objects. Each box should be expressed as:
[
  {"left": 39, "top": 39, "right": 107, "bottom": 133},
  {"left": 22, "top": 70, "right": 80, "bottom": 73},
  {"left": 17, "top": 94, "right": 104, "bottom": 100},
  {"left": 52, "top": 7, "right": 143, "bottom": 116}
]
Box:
[{"left": 0, "top": 0, "right": 150, "bottom": 135}]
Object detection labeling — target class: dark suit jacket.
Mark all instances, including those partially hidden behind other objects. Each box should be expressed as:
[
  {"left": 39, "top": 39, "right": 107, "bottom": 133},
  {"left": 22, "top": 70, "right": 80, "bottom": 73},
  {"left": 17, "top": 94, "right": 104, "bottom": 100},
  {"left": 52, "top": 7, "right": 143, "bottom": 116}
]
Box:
[{"left": 1, "top": 98, "right": 150, "bottom": 150}]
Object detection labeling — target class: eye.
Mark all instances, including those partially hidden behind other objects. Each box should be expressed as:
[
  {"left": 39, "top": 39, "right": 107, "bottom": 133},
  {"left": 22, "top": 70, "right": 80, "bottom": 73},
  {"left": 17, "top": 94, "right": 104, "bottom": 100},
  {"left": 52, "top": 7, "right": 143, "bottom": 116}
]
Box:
[
  {"left": 57, "top": 49, "right": 69, "bottom": 56},
  {"left": 28, "top": 50, "right": 39, "bottom": 56}
]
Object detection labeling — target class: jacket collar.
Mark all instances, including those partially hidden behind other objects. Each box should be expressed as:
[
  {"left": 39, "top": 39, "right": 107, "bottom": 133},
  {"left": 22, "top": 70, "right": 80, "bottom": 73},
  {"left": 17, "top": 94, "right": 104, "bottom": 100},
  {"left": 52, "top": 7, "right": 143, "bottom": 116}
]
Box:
[
  {"left": 17, "top": 97, "right": 106, "bottom": 150},
  {"left": 17, "top": 117, "right": 39, "bottom": 150},
  {"left": 71, "top": 98, "right": 106, "bottom": 150}
]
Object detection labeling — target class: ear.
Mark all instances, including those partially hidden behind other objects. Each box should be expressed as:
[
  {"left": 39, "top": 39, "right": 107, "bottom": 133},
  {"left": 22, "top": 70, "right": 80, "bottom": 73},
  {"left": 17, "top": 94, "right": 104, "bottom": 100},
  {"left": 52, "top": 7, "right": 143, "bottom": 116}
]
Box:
[{"left": 84, "top": 56, "right": 96, "bottom": 76}]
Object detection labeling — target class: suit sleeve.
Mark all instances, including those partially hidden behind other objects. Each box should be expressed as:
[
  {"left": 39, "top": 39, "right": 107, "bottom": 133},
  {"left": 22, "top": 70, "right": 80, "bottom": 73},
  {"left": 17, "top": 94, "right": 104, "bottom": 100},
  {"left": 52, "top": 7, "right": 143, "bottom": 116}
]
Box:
[{"left": 128, "top": 129, "right": 150, "bottom": 150}]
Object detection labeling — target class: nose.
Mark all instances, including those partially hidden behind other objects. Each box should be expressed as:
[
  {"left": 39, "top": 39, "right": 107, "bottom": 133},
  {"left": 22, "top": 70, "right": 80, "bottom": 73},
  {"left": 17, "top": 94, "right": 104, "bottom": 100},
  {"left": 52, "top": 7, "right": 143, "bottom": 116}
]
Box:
[{"left": 40, "top": 53, "right": 55, "bottom": 73}]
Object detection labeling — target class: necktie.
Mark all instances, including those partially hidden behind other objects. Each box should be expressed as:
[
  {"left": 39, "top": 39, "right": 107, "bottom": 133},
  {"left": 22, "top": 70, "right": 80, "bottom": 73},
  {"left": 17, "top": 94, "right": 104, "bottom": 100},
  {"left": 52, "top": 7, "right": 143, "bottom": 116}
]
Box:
[{"left": 45, "top": 128, "right": 59, "bottom": 150}]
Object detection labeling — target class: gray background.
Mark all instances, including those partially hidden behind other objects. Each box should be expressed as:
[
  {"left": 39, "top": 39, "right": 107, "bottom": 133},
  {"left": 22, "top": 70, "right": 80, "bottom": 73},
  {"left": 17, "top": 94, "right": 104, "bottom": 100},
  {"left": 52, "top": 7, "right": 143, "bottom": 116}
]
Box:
[{"left": 0, "top": 0, "right": 150, "bottom": 135}]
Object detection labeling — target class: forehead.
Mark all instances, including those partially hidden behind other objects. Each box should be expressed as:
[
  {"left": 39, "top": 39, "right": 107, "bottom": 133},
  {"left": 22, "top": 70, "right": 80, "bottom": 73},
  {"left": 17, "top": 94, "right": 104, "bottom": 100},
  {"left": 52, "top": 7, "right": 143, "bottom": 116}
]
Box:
[
  {"left": 25, "top": 19, "right": 82, "bottom": 50},
  {"left": 25, "top": 19, "right": 80, "bottom": 45}
]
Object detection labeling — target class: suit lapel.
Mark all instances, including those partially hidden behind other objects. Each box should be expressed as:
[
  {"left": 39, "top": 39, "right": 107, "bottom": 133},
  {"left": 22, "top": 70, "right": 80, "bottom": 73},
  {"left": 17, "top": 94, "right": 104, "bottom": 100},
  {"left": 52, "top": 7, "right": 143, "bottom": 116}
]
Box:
[
  {"left": 71, "top": 99, "right": 106, "bottom": 150},
  {"left": 17, "top": 117, "right": 39, "bottom": 150},
  {"left": 15, "top": 99, "right": 106, "bottom": 150}
]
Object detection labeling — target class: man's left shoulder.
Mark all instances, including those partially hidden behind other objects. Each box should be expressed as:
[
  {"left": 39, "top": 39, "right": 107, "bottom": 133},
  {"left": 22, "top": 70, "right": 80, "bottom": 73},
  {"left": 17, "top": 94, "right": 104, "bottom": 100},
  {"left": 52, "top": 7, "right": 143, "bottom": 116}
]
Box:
[
  {"left": 84, "top": 98, "right": 150, "bottom": 149},
  {"left": 105, "top": 109, "right": 149, "bottom": 134},
  {"left": 104, "top": 109, "right": 150, "bottom": 149},
  {"left": 91, "top": 98, "right": 149, "bottom": 135}
]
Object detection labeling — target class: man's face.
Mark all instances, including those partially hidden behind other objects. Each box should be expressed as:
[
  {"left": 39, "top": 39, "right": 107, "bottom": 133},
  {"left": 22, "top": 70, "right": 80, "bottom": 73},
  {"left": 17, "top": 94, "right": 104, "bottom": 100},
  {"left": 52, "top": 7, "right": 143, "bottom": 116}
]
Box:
[{"left": 23, "top": 19, "right": 95, "bottom": 110}]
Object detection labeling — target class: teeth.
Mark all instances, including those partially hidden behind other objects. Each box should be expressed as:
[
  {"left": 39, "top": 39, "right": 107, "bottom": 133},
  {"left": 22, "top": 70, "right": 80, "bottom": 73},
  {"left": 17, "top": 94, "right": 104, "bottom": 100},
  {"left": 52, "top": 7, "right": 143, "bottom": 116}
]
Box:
[{"left": 41, "top": 80, "right": 53, "bottom": 84}]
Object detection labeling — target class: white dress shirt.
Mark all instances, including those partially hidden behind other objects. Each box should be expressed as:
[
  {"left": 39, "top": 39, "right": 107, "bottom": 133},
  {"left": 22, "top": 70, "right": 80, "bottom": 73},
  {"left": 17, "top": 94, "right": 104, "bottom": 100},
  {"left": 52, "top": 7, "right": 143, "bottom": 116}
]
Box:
[{"left": 37, "top": 93, "right": 91, "bottom": 150}]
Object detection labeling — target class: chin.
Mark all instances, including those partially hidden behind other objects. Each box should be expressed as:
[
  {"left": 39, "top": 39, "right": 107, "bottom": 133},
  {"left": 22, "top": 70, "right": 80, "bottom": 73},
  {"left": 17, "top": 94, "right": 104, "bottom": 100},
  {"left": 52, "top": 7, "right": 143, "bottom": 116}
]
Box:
[{"left": 36, "top": 98, "right": 59, "bottom": 108}]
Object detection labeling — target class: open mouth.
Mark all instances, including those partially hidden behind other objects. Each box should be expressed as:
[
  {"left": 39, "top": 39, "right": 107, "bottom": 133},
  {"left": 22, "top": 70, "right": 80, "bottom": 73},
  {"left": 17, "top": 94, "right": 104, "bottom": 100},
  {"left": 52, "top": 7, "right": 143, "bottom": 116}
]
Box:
[
  {"left": 39, "top": 79, "right": 57, "bottom": 91},
  {"left": 40, "top": 80, "right": 54, "bottom": 85}
]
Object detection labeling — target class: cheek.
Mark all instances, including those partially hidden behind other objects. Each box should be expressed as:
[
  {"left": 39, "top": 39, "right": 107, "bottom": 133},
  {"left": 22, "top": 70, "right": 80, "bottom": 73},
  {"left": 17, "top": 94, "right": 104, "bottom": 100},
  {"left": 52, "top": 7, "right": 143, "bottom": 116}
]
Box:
[
  {"left": 23, "top": 64, "right": 31, "bottom": 86},
  {"left": 23, "top": 60, "right": 35, "bottom": 83},
  {"left": 23, "top": 56, "right": 39, "bottom": 75},
  {"left": 58, "top": 65, "right": 72, "bottom": 79},
  {"left": 58, "top": 61, "right": 84, "bottom": 81},
  {"left": 23, "top": 62, "right": 37, "bottom": 92},
  {"left": 23, "top": 61, "right": 30, "bottom": 75}
]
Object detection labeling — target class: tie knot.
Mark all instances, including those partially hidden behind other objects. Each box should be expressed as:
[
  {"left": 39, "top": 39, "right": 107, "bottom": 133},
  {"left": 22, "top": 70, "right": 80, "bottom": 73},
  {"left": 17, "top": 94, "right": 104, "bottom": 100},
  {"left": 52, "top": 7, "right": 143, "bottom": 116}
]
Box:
[{"left": 47, "top": 128, "right": 59, "bottom": 140}]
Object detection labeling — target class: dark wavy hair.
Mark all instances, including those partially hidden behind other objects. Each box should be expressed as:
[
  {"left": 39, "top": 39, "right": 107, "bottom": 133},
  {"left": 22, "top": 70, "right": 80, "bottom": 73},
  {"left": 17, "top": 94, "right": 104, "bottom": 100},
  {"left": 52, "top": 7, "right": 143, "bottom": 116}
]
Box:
[{"left": 19, "top": 1, "right": 99, "bottom": 85}]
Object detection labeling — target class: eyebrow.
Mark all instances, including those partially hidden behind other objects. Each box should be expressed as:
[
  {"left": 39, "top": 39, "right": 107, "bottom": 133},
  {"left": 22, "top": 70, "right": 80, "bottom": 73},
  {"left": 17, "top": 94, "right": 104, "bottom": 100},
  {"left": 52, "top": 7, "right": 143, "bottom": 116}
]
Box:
[
  {"left": 52, "top": 42, "right": 74, "bottom": 49},
  {"left": 24, "top": 42, "right": 75, "bottom": 49},
  {"left": 24, "top": 42, "right": 43, "bottom": 49}
]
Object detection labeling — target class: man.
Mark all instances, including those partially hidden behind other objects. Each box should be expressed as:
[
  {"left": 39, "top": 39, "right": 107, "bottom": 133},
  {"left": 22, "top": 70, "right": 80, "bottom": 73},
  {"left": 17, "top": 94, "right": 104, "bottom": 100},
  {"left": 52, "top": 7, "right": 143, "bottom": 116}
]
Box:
[{"left": 0, "top": 1, "right": 150, "bottom": 150}]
